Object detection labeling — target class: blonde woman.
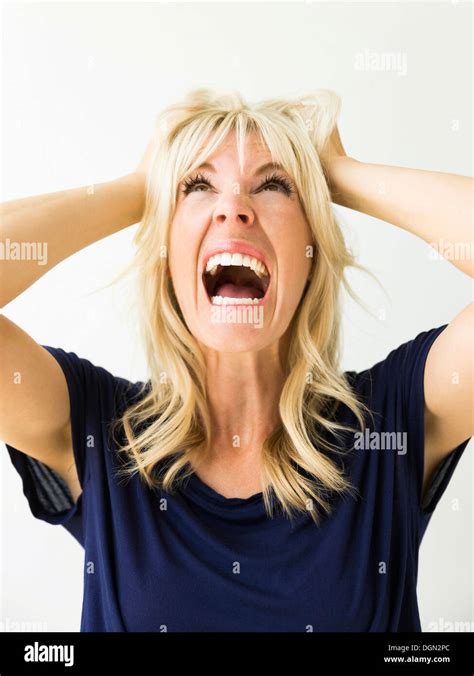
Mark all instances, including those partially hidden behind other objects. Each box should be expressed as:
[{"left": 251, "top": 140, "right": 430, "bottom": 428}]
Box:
[{"left": 1, "top": 89, "right": 472, "bottom": 632}]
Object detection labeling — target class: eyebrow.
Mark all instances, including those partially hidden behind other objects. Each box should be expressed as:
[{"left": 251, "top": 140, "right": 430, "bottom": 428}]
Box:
[{"left": 191, "top": 161, "right": 288, "bottom": 177}]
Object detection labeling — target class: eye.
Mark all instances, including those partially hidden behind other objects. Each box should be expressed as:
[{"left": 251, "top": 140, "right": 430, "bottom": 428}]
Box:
[
  {"left": 181, "top": 172, "right": 213, "bottom": 195},
  {"left": 259, "top": 172, "right": 294, "bottom": 195},
  {"left": 180, "top": 170, "right": 295, "bottom": 196}
]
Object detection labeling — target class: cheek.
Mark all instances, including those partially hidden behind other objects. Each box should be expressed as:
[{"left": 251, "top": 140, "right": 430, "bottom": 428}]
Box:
[
  {"left": 280, "top": 255, "right": 311, "bottom": 292},
  {"left": 169, "top": 206, "right": 206, "bottom": 257},
  {"left": 168, "top": 220, "right": 202, "bottom": 309},
  {"left": 277, "top": 220, "right": 313, "bottom": 270}
]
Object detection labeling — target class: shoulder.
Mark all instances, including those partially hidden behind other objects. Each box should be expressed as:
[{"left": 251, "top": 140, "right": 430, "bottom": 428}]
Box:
[
  {"left": 346, "top": 324, "right": 450, "bottom": 399},
  {"left": 41, "top": 345, "right": 147, "bottom": 412}
]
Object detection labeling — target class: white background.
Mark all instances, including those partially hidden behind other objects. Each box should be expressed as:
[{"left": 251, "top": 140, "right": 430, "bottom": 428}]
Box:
[{"left": 1, "top": 1, "right": 472, "bottom": 631}]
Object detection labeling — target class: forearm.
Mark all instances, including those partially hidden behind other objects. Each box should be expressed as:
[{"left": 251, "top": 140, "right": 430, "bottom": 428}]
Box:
[
  {"left": 328, "top": 158, "right": 473, "bottom": 277},
  {"left": 0, "top": 172, "right": 145, "bottom": 307}
]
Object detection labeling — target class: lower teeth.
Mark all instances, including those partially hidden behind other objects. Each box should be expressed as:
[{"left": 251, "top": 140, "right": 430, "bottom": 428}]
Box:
[{"left": 211, "top": 296, "right": 261, "bottom": 305}]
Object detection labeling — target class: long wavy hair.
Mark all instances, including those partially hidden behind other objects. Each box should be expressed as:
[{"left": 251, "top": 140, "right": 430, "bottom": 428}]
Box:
[{"left": 112, "top": 87, "right": 377, "bottom": 524}]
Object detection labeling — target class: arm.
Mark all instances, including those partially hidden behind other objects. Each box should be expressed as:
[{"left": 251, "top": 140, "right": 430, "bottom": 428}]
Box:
[
  {"left": 321, "top": 128, "right": 473, "bottom": 496},
  {"left": 0, "top": 173, "right": 144, "bottom": 307},
  {"left": 325, "top": 157, "right": 473, "bottom": 277},
  {"left": 0, "top": 171, "right": 146, "bottom": 501}
]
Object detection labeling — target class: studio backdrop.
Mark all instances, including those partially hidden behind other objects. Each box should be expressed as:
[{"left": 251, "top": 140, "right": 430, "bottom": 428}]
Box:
[{"left": 1, "top": 0, "right": 472, "bottom": 632}]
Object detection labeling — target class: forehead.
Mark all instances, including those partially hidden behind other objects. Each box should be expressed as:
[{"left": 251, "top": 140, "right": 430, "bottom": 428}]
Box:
[{"left": 199, "top": 129, "right": 273, "bottom": 170}]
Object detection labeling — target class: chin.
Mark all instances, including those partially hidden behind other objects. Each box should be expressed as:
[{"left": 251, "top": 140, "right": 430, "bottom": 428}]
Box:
[{"left": 194, "top": 320, "right": 274, "bottom": 353}]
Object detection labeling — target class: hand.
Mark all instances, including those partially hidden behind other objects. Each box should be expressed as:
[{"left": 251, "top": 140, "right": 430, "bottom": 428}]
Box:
[
  {"left": 319, "top": 125, "right": 354, "bottom": 203},
  {"left": 319, "top": 125, "right": 347, "bottom": 174}
]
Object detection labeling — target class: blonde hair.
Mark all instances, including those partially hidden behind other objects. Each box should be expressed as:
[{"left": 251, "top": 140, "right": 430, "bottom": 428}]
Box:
[{"left": 112, "top": 87, "right": 377, "bottom": 524}]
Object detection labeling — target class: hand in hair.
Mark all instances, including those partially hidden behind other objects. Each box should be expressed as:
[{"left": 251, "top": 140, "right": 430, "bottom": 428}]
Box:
[{"left": 319, "top": 124, "right": 348, "bottom": 195}]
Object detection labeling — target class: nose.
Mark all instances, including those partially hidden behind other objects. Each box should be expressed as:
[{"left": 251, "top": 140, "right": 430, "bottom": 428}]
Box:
[{"left": 212, "top": 192, "right": 255, "bottom": 229}]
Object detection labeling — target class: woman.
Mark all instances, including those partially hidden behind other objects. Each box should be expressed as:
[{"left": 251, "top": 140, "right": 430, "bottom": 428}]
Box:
[{"left": 1, "top": 88, "right": 472, "bottom": 632}]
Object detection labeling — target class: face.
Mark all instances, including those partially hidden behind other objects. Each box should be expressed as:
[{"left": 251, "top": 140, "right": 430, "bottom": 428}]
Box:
[{"left": 168, "top": 130, "right": 313, "bottom": 352}]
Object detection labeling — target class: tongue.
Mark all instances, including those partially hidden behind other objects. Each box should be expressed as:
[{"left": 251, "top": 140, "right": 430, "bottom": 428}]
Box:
[{"left": 215, "top": 283, "right": 263, "bottom": 299}]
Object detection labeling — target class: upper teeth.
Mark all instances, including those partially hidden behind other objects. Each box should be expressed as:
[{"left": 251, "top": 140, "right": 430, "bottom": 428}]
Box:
[{"left": 205, "top": 252, "right": 269, "bottom": 278}]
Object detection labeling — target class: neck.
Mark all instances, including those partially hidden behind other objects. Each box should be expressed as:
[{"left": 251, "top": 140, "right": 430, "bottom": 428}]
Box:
[{"left": 200, "top": 338, "right": 289, "bottom": 459}]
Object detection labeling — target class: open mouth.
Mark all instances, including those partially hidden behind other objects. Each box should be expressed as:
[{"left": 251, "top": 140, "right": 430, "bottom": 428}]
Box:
[{"left": 202, "top": 252, "right": 271, "bottom": 305}]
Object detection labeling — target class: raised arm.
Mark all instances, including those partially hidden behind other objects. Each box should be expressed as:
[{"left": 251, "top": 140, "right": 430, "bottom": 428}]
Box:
[
  {"left": 320, "top": 126, "right": 473, "bottom": 277},
  {"left": 0, "top": 169, "right": 146, "bottom": 501},
  {"left": 320, "top": 127, "right": 473, "bottom": 500},
  {"left": 0, "top": 173, "right": 144, "bottom": 307}
]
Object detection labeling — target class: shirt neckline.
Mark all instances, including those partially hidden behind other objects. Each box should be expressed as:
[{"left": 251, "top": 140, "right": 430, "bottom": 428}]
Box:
[{"left": 186, "top": 472, "right": 264, "bottom": 507}]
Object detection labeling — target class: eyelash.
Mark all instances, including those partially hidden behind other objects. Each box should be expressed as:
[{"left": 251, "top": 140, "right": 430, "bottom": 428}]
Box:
[{"left": 180, "top": 171, "right": 295, "bottom": 196}]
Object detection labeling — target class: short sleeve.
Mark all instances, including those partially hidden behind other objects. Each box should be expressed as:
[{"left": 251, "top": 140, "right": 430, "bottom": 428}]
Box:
[
  {"left": 4, "top": 346, "right": 140, "bottom": 546},
  {"left": 379, "top": 325, "right": 471, "bottom": 530}
]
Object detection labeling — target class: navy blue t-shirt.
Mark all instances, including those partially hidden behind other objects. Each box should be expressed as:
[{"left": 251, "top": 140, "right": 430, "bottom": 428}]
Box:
[{"left": 5, "top": 324, "right": 471, "bottom": 632}]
